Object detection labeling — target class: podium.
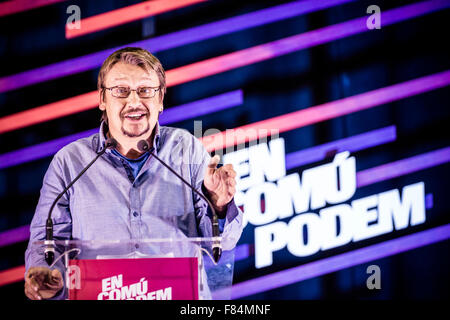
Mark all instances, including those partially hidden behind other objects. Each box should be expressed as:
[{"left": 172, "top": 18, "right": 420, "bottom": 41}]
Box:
[{"left": 31, "top": 237, "right": 234, "bottom": 300}]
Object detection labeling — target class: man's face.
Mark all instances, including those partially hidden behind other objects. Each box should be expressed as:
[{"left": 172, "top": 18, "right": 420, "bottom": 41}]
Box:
[{"left": 99, "top": 62, "right": 162, "bottom": 142}]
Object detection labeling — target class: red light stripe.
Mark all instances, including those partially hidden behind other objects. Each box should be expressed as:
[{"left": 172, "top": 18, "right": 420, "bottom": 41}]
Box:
[
  {"left": 0, "top": 0, "right": 66, "bottom": 17},
  {"left": 66, "top": 0, "right": 206, "bottom": 39},
  {"left": 0, "top": 265, "right": 25, "bottom": 287},
  {"left": 0, "top": 91, "right": 97, "bottom": 134}
]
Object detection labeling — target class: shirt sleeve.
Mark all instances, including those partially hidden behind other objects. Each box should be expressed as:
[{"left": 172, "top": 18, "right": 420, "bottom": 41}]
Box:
[
  {"left": 24, "top": 152, "right": 73, "bottom": 299},
  {"left": 189, "top": 135, "right": 244, "bottom": 251}
]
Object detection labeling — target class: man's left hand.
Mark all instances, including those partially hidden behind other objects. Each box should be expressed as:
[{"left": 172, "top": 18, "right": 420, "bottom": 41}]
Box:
[{"left": 203, "top": 155, "right": 236, "bottom": 213}]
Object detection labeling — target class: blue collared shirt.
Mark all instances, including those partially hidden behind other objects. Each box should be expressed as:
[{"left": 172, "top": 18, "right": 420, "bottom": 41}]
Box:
[{"left": 25, "top": 122, "right": 243, "bottom": 291}]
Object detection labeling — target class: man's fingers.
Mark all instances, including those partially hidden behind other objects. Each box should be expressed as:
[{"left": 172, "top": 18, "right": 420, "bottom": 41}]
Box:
[
  {"left": 25, "top": 280, "right": 42, "bottom": 300},
  {"left": 51, "top": 269, "right": 61, "bottom": 278},
  {"left": 50, "top": 269, "right": 63, "bottom": 284},
  {"left": 223, "top": 163, "right": 233, "bottom": 170},
  {"left": 43, "top": 270, "right": 63, "bottom": 291},
  {"left": 24, "top": 268, "right": 63, "bottom": 300},
  {"left": 227, "top": 186, "right": 236, "bottom": 198},
  {"left": 25, "top": 286, "right": 42, "bottom": 300},
  {"left": 26, "top": 274, "right": 41, "bottom": 292},
  {"left": 46, "top": 280, "right": 62, "bottom": 289},
  {"left": 227, "top": 170, "right": 236, "bottom": 178},
  {"left": 208, "top": 155, "right": 220, "bottom": 168},
  {"left": 207, "top": 155, "right": 220, "bottom": 175},
  {"left": 223, "top": 165, "right": 236, "bottom": 178}
]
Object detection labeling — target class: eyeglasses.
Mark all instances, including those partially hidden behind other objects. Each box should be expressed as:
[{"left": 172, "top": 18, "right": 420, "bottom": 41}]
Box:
[{"left": 102, "top": 86, "right": 160, "bottom": 99}]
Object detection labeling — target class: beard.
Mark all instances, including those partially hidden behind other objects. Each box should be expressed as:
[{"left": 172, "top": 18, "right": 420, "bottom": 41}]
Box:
[{"left": 121, "top": 121, "right": 150, "bottom": 137}]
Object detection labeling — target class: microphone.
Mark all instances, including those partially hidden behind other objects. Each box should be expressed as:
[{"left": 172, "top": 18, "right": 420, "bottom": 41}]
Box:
[
  {"left": 137, "top": 139, "right": 222, "bottom": 263},
  {"left": 44, "top": 138, "right": 117, "bottom": 265}
]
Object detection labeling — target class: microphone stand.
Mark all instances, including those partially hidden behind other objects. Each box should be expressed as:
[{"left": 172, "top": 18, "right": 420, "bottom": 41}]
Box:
[
  {"left": 137, "top": 140, "right": 222, "bottom": 263},
  {"left": 44, "top": 138, "right": 117, "bottom": 265}
]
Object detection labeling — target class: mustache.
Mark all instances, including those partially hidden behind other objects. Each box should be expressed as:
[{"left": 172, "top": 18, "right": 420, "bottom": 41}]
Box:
[{"left": 120, "top": 107, "right": 149, "bottom": 118}]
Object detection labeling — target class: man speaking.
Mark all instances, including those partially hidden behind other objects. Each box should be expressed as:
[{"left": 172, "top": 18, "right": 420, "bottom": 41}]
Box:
[{"left": 24, "top": 47, "right": 243, "bottom": 300}]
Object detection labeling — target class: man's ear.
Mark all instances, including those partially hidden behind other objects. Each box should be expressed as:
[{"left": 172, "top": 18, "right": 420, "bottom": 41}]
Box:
[{"left": 99, "top": 89, "right": 106, "bottom": 111}]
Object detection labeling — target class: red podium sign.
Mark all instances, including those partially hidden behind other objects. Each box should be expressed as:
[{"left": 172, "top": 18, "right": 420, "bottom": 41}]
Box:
[{"left": 67, "top": 257, "right": 199, "bottom": 300}]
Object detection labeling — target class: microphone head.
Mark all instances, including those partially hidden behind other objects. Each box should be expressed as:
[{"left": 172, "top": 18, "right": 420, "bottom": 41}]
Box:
[
  {"left": 137, "top": 140, "right": 150, "bottom": 152},
  {"left": 44, "top": 249, "right": 55, "bottom": 266},
  {"left": 105, "top": 138, "right": 118, "bottom": 149},
  {"left": 212, "top": 247, "right": 222, "bottom": 263}
]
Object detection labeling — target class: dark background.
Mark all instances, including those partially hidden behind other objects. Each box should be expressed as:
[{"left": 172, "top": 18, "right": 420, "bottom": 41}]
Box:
[{"left": 0, "top": 0, "right": 448, "bottom": 300}]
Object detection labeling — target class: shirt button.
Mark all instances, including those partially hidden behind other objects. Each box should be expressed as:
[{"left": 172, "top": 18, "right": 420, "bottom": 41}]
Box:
[{"left": 133, "top": 211, "right": 138, "bottom": 217}]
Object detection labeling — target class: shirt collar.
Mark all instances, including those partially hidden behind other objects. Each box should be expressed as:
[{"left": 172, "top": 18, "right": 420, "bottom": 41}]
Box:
[
  {"left": 153, "top": 121, "right": 161, "bottom": 152},
  {"left": 97, "top": 121, "right": 161, "bottom": 153}
]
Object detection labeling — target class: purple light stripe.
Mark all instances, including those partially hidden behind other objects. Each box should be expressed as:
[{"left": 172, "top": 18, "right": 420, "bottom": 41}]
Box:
[
  {"left": 357, "top": 146, "right": 450, "bottom": 187},
  {"left": 230, "top": 223, "right": 450, "bottom": 299},
  {"left": 0, "top": 0, "right": 356, "bottom": 93},
  {"left": 285, "top": 126, "right": 396, "bottom": 169},
  {"left": 0, "top": 225, "right": 30, "bottom": 248},
  {"left": 243, "top": 0, "right": 450, "bottom": 64},
  {"left": 0, "top": 90, "right": 243, "bottom": 170},
  {"left": 0, "top": 129, "right": 97, "bottom": 171},
  {"left": 234, "top": 243, "right": 251, "bottom": 262},
  {"left": 159, "top": 90, "right": 243, "bottom": 124},
  {"left": 425, "top": 193, "right": 433, "bottom": 209}
]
